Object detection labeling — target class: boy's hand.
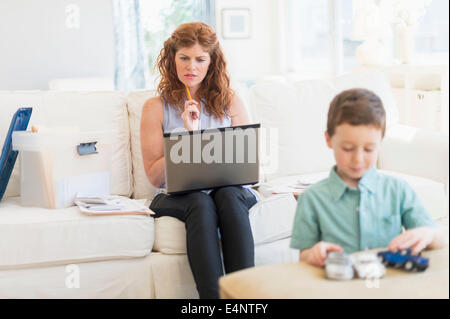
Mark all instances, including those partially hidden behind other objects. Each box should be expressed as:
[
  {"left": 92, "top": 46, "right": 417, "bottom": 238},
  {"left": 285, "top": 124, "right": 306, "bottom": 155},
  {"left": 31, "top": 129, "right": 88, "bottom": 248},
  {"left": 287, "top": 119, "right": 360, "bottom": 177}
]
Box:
[
  {"left": 388, "top": 227, "right": 435, "bottom": 255},
  {"left": 301, "top": 241, "right": 344, "bottom": 268}
]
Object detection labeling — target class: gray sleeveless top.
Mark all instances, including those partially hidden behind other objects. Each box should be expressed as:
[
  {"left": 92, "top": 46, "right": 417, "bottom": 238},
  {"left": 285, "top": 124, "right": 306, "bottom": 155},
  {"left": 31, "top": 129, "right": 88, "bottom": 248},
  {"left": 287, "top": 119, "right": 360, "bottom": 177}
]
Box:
[
  {"left": 155, "top": 100, "right": 259, "bottom": 201},
  {"left": 162, "top": 99, "right": 230, "bottom": 132}
]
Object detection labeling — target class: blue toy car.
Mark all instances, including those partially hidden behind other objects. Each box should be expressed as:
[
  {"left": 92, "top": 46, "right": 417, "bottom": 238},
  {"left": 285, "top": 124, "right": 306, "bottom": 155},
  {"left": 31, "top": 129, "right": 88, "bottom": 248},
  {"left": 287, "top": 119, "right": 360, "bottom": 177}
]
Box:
[{"left": 377, "top": 249, "right": 429, "bottom": 272}]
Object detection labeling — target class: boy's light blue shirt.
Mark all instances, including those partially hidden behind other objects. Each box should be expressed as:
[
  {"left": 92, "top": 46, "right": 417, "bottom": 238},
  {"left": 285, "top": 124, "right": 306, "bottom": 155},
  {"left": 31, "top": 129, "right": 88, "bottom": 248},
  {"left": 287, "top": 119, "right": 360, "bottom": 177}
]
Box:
[{"left": 290, "top": 166, "right": 436, "bottom": 254}]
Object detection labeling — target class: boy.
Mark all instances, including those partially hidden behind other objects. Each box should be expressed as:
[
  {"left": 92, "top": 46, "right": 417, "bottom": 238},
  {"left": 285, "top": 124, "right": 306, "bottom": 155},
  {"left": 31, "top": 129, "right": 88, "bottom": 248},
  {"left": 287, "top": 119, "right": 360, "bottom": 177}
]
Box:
[{"left": 290, "top": 88, "right": 446, "bottom": 267}]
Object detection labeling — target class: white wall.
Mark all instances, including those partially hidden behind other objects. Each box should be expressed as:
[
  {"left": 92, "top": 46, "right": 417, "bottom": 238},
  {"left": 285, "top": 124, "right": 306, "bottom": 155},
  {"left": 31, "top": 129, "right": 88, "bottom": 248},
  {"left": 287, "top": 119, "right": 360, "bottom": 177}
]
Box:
[
  {"left": 0, "top": 0, "right": 114, "bottom": 90},
  {"left": 216, "top": 0, "right": 283, "bottom": 81}
]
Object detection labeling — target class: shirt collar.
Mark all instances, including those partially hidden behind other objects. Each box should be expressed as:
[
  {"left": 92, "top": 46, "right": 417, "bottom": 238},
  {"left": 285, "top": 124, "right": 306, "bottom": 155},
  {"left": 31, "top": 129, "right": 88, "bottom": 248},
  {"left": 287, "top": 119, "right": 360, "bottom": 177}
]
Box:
[
  {"left": 328, "top": 166, "right": 378, "bottom": 201},
  {"left": 328, "top": 166, "right": 350, "bottom": 201},
  {"left": 358, "top": 166, "right": 378, "bottom": 194}
]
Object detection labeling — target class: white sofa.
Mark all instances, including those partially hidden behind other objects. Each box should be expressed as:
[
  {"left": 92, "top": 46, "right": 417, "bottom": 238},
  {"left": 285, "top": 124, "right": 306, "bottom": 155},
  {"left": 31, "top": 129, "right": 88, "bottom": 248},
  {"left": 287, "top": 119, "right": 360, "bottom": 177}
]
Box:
[{"left": 0, "top": 70, "right": 448, "bottom": 298}]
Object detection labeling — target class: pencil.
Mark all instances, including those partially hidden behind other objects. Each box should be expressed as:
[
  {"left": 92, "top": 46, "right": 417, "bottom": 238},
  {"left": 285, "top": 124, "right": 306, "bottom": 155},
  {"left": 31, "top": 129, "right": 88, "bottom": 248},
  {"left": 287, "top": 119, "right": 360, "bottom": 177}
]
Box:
[
  {"left": 185, "top": 85, "right": 200, "bottom": 128},
  {"left": 185, "top": 85, "right": 192, "bottom": 100}
]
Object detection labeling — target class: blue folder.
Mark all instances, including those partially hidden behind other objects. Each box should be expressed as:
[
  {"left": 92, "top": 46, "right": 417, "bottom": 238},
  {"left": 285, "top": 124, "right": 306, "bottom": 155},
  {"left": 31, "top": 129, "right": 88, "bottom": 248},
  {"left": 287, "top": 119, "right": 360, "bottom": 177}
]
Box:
[{"left": 0, "top": 107, "right": 32, "bottom": 201}]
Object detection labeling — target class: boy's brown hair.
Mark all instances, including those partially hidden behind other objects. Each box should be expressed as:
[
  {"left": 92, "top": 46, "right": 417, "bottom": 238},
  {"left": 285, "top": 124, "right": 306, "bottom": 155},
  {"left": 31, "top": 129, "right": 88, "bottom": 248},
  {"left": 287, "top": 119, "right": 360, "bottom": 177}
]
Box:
[{"left": 327, "top": 88, "right": 386, "bottom": 137}]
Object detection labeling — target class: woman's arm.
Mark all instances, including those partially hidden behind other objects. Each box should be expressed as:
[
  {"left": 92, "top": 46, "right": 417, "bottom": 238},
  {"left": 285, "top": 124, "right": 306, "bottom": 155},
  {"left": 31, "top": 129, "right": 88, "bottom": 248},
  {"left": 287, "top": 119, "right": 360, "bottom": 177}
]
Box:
[
  {"left": 229, "top": 93, "right": 251, "bottom": 126},
  {"left": 140, "top": 97, "right": 165, "bottom": 188}
]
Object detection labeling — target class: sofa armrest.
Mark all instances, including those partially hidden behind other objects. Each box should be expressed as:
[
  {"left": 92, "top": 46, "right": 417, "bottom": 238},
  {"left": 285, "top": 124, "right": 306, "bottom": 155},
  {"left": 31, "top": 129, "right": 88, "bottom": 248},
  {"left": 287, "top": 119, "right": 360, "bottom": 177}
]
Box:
[{"left": 378, "top": 124, "right": 449, "bottom": 191}]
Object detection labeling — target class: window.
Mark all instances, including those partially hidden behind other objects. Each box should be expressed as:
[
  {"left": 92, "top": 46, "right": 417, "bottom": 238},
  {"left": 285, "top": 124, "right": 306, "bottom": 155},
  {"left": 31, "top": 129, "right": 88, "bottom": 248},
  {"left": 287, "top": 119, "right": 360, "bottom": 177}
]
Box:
[
  {"left": 285, "top": 0, "right": 449, "bottom": 76},
  {"left": 287, "top": 0, "right": 361, "bottom": 76},
  {"left": 415, "top": 0, "right": 449, "bottom": 54},
  {"left": 139, "top": 0, "right": 215, "bottom": 88},
  {"left": 288, "top": 0, "right": 331, "bottom": 76},
  {"left": 340, "top": 1, "right": 362, "bottom": 73}
]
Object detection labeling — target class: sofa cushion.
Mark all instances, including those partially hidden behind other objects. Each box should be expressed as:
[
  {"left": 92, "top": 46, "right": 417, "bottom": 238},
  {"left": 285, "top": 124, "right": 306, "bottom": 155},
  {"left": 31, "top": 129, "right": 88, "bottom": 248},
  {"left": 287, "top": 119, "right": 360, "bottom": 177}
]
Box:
[
  {"left": 248, "top": 193, "right": 297, "bottom": 244},
  {"left": 126, "top": 90, "right": 158, "bottom": 200},
  {"left": 379, "top": 124, "right": 449, "bottom": 188},
  {"left": 248, "top": 80, "right": 336, "bottom": 181},
  {"left": 378, "top": 170, "right": 448, "bottom": 221},
  {"left": 0, "top": 91, "right": 133, "bottom": 197},
  {"left": 153, "top": 216, "right": 187, "bottom": 255},
  {"left": 152, "top": 192, "right": 298, "bottom": 254},
  {"left": 149, "top": 253, "right": 198, "bottom": 299},
  {"left": 255, "top": 238, "right": 299, "bottom": 266},
  {"left": 0, "top": 197, "right": 154, "bottom": 269}
]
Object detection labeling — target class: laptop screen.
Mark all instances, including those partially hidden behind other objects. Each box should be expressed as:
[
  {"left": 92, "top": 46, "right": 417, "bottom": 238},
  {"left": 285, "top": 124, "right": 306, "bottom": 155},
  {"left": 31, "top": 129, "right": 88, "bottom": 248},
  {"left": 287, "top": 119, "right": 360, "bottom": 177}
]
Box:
[{"left": 163, "top": 123, "right": 260, "bottom": 194}]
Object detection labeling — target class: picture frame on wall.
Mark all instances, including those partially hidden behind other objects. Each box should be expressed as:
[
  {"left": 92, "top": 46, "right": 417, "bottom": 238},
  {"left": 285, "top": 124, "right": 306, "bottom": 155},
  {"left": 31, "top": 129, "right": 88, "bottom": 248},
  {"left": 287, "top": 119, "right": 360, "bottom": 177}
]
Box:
[{"left": 221, "top": 8, "right": 251, "bottom": 39}]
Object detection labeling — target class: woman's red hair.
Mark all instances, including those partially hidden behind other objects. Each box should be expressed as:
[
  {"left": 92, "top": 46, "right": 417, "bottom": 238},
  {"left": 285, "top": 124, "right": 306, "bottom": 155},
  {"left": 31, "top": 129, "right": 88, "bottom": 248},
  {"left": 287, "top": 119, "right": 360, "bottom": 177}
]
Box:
[{"left": 156, "top": 22, "right": 233, "bottom": 120}]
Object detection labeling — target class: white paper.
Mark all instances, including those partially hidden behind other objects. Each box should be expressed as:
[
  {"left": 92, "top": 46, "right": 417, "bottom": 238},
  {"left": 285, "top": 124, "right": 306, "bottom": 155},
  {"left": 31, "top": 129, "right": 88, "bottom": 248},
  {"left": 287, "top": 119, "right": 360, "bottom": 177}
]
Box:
[
  {"left": 56, "top": 171, "right": 110, "bottom": 207},
  {"left": 268, "top": 172, "right": 328, "bottom": 195},
  {"left": 75, "top": 195, "right": 153, "bottom": 215}
]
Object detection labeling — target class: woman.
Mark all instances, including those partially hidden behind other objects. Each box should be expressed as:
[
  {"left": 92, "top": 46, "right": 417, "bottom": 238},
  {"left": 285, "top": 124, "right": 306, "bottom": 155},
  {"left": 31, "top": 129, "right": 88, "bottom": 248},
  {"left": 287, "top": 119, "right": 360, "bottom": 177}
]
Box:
[{"left": 140, "top": 22, "right": 259, "bottom": 299}]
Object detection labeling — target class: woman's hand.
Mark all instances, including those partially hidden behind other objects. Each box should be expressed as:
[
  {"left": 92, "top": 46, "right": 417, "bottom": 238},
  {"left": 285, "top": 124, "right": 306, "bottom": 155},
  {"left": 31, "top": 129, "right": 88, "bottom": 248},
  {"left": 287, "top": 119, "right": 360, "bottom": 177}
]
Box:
[
  {"left": 388, "top": 227, "right": 436, "bottom": 255},
  {"left": 181, "top": 99, "right": 200, "bottom": 131},
  {"left": 300, "top": 241, "right": 344, "bottom": 268}
]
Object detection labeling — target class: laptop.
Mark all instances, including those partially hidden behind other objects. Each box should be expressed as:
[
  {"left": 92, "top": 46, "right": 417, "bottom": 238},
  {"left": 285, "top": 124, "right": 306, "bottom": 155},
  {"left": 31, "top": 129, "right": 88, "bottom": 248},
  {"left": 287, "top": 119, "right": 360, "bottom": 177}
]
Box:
[
  {"left": 163, "top": 123, "right": 260, "bottom": 194},
  {"left": 0, "top": 107, "right": 33, "bottom": 201}
]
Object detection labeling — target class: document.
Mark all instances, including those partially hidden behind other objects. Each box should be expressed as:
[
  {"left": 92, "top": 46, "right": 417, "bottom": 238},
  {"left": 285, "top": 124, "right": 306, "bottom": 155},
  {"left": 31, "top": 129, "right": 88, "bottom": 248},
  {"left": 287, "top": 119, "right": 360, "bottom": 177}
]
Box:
[
  {"left": 75, "top": 195, "right": 154, "bottom": 216},
  {"left": 266, "top": 172, "right": 329, "bottom": 197}
]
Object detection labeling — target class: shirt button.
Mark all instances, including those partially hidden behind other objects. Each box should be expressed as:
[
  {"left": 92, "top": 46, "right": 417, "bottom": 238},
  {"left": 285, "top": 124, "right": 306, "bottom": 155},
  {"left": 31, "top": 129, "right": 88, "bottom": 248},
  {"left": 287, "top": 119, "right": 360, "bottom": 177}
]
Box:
[{"left": 356, "top": 207, "right": 360, "bottom": 213}]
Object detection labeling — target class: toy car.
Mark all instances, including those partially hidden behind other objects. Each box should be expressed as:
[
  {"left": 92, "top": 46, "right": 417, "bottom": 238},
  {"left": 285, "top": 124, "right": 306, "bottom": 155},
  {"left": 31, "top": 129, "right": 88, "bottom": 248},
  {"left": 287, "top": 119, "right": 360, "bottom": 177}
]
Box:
[
  {"left": 325, "top": 252, "right": 354, "bottom": 280},
  {"left": 350, "top": 252, "right": 386, "bottom": 279},
  {"left": 377, "top": 249, "right": 429, "bottom": 272}
]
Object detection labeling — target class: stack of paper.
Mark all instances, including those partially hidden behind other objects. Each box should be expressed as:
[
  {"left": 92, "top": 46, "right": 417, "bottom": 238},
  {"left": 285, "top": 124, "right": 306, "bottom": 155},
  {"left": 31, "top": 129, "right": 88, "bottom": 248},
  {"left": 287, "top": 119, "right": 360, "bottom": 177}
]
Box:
[
  {"left": 75, "top": 195, "right": 154, "bottom": 216},
  {"left": 266, "top": 172, "right": 329, "bottom": 197},
  {"left": 267, "top": 184, "right": 308, "bottom": 197}
]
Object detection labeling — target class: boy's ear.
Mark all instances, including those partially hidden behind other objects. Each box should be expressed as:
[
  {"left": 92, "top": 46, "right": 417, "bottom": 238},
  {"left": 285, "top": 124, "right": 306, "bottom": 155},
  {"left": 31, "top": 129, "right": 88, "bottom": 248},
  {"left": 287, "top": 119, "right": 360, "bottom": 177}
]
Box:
[{"left": 325, "top": 131, "right": 332, "bottom": 149}]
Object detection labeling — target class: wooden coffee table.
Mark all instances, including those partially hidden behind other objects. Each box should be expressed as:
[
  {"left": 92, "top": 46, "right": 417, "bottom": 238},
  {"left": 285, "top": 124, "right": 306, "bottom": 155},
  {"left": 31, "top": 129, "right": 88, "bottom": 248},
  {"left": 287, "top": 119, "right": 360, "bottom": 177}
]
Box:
[{"left": 219, "top": 247, "right": 449, "bottom": 299}]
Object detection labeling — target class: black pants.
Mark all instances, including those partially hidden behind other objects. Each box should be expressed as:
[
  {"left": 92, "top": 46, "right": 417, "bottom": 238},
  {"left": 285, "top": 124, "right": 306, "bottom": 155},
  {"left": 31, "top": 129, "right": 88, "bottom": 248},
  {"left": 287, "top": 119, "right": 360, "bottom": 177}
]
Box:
[{"left": 150, "top": 186, "right": 258, "bottom": 299}]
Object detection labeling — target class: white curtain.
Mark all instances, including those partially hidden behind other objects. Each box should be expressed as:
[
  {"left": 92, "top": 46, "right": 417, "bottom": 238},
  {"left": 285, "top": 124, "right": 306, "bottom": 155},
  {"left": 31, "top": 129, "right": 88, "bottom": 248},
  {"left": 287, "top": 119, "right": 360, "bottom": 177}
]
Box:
[
  {"left": 112, "top": 0, "right": 147, "bottom": 91},
  {"left": 112, "top": 0, "right": 215, "bottom": 91},
  {"left": 194, "top": 0, "right": 216, "bottom": 27}
]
